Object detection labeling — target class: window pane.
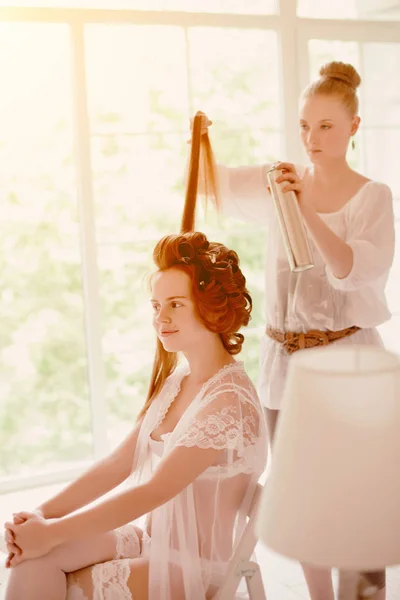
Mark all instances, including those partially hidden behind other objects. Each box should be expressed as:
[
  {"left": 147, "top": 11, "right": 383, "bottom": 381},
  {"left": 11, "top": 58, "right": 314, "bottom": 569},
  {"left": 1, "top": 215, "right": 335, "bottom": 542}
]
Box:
[
  {"left": 97, "top": 242, "right": 155, "bottom": 446},
  {"left": 90, "top": 133, "right": 186, "bottom": 243},
  {"left": 86, "top": 23, "right": 281, "bottom": 441},
  {"left": 85, "top": 25, "right": 190, "bottom": 242},
  {"left": 1, "top": 0, "right": 277, "bottom": 13},
  {"left": 363, "top": 129, "right": 400, "bottom": 200},
  {"left": 86, "top": 24, "right": 187, "bottom": 440},
  {"left": 0, "top": 24, "right": 92, "bottom": 479},
  {"left": 188, "top": 28, "right": 281, "bottom": 162},
  {"left": 298, "top": 0, "right": 400, "bottom": 20},
  {"left": 86, "top": 25, "right": 189, "bottom": 137},
  {"left": 361, "top": 44, "right": 400, "bottom": 129},
  {"left": 308, "top": 40, "right": 359, "bottom": 79}
]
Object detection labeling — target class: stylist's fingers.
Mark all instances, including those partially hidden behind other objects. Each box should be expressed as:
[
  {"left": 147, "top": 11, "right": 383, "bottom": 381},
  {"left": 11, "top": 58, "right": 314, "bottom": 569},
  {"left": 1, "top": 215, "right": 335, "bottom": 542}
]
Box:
[
  {"left": 275, "top": 161, "right": 296, "bottom": 174},
  {"left": 188, "top": 113, "right": 212, "bottom": 141},
  {"left": 282, "top": 182, "right": 302, "bottom": 194},
  {"left": 193, "top": 112, "right": 212, "bottom": 128},
  {"left": 276, "top": 172, "right": 299, "bottom": 185}
]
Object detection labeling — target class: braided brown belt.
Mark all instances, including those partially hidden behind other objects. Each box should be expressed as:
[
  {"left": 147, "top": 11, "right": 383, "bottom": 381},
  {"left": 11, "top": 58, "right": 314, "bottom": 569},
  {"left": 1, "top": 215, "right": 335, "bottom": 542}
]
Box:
[{"left": 266, "top": 325, "right": 361, "bottom": 355}]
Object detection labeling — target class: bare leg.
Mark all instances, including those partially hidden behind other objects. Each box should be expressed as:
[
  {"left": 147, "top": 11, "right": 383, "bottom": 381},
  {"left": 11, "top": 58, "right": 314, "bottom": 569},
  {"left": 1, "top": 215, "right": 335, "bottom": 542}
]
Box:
[
  {"left": 69, "top": 557, "right": 150, "bottom": 600},
  {"left": 303, "top": 564, "right": 335, "bottom": 600},
  {"left": 71, "top": 556, "right": 189, "bottom": 600},
  {"left": 5, "top": 524, "right": 142, "bottom": 600},
  {"left": 265, "top": 407, "right": 335, "bottom": 600}
]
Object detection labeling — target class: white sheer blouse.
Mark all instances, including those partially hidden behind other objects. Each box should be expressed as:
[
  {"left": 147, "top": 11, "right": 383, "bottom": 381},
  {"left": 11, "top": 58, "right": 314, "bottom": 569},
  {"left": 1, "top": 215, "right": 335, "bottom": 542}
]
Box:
[{"left": 217, "top": 164, "right": 395, "bottom": 408}]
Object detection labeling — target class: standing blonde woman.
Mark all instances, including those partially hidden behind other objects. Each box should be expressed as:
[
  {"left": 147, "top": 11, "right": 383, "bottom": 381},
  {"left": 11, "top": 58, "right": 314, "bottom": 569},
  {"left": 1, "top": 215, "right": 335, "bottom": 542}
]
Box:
[{"left": 192, "top": 62, "right": 395, "bottom": 600}]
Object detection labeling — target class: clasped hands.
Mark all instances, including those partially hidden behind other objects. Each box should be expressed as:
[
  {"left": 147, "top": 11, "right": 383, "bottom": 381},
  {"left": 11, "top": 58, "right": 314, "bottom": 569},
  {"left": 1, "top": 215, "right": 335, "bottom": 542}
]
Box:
[{"left": 3, "top": 510, "right": 55, "bottom": 568}]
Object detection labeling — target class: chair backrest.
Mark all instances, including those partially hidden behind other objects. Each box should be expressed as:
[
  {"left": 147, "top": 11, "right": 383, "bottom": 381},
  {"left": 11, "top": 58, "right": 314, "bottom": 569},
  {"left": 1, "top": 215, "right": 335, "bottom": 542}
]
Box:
[{"left": 213, "top": 483, "right": 265, "bottom": 599}]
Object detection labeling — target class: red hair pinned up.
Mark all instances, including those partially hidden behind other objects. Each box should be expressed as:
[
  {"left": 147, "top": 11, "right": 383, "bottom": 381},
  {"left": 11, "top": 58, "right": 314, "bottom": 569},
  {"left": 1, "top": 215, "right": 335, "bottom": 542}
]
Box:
[{"left": 138, "top": 112, "right": 251, "bottom": 419}]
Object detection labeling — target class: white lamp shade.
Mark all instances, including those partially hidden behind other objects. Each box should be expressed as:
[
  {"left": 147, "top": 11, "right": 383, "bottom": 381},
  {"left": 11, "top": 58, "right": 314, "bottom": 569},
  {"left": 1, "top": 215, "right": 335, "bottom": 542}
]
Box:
[{"left": 256, "top": 345, "right": 400, "bottom": 570}]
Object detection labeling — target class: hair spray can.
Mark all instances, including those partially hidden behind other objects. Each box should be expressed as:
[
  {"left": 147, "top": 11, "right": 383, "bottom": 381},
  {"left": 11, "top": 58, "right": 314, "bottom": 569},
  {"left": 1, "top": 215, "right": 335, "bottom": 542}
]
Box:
[{"left": 267, "top": 165, "right": 314, "bottom": 273}]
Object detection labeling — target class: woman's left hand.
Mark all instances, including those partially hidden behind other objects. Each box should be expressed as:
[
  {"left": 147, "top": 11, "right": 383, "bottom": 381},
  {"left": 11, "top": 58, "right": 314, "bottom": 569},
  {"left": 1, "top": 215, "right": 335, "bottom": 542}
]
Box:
[
  {"left": 275, "top": 162, "right": 307, "bottom": 210},
  {"left": 5, "top": 512, "right": 56, "bottom": 566}
]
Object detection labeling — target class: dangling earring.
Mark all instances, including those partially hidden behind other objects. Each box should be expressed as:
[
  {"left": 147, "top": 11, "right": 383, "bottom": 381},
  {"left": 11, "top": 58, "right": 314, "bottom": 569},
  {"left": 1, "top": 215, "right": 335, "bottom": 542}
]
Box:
[{"left": 351, "top": 138, "right": 356, "bottom": 150}]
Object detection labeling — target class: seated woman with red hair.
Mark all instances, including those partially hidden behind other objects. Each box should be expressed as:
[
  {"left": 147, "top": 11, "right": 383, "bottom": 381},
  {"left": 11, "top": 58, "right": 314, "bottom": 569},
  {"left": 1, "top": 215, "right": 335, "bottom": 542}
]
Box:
[{"left": 3, "top": 115, "right": 267, "bottom": 600}]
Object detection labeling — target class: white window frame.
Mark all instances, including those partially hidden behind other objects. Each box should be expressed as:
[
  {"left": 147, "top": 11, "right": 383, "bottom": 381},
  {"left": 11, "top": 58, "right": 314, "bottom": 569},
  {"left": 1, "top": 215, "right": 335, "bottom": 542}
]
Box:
[{"left": 0, "top": 1, "right": 398, "bottom": 493}]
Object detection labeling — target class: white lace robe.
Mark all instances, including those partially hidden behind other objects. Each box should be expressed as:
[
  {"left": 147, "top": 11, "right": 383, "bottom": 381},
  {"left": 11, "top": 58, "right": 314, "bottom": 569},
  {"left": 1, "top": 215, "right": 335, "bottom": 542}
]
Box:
[{"left": 129, "top": 361, "right": 267, "bottom": 599}]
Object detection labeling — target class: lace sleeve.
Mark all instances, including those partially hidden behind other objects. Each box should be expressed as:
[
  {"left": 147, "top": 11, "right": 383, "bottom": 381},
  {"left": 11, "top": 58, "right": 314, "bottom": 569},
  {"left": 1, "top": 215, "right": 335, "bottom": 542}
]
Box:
[{"left": 174, "top": 377, "right": 264, "bottom": 455}]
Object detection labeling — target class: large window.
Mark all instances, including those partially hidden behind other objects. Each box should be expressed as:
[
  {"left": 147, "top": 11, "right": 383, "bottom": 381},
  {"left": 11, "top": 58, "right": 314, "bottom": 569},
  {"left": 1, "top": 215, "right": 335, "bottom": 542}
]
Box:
[
  {"left": 1, "top": 1, "right": 399, "bottom": 492},
  {"left": 0, "top": 23, "right": 93, "bottom": 482}
]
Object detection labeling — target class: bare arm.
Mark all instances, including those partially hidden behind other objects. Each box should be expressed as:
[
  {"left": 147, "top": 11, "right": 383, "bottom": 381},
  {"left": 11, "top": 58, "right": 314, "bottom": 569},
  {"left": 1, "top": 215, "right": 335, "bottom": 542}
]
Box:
[
  {"left": 36, "top": 421, "right": 142, "bottom": 519},
  {"left": 51, "top": 444, "right": 220, "bottom": 545},
  {"left": 6, "top": 444, "right": 222, "bottom": 559},
  {"left": 6, "top": 388, "right": 259, "bottom": 564},
  {"left": 277, "top": 163, "right": 395, "bottom": 286}
]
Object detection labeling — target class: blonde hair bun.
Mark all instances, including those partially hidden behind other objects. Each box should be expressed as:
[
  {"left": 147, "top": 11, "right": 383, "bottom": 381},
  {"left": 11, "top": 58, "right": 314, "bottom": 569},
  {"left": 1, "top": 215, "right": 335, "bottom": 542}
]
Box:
[{"left": 319, "top": 61, "right": 361, "bottom": 90}]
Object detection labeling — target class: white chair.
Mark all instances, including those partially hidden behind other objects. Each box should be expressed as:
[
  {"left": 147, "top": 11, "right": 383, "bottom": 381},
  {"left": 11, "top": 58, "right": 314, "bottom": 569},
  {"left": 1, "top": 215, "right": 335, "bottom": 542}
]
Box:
[{"left": 213, "top": 483, "right": 267, "bottom": 600}]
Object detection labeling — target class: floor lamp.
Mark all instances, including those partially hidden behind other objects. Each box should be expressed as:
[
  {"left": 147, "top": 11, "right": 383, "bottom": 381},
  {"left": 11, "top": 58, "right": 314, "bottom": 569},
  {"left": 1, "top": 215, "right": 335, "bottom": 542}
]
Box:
[{"left": 256, "top": 345, "right": 400, "bottom": 599}]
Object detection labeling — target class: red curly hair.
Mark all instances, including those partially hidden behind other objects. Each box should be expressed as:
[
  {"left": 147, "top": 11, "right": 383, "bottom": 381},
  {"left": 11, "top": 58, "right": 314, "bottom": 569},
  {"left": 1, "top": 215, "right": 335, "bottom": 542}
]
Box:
[{"left": 138, "top": 113, "right": 252, "bottom": 419}]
